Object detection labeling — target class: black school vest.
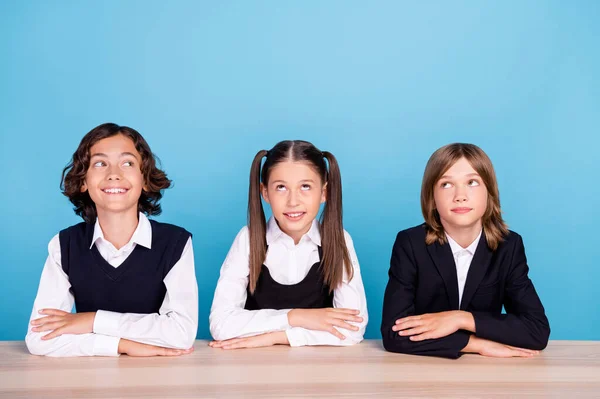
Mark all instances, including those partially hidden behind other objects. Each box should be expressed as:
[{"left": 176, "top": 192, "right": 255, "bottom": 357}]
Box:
[
  {"left": 244, "top": 246, "right": 334, "bottom": 310},
  {"left": 59, "top": 220, "right": 191, "bottom": 314}
]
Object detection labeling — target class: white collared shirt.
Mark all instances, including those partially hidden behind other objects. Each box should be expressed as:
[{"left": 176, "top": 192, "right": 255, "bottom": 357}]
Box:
[
  {"left": 25, "top": 213, "right": 198, "bottom": 357},
  {"left": 446, "top": 231, "right": 482, "bottom": 308},
  {"left": 209, "top": 217, "right": 368, "bottom": 347}
]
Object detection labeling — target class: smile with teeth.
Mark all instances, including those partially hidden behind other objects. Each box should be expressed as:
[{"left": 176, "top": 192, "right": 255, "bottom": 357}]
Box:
[
  {"left": 284, "top": 212, "right": 305, "bottom": 219},
  {"left": 103, "top": 188, "right": 129, "bottom": 194}
]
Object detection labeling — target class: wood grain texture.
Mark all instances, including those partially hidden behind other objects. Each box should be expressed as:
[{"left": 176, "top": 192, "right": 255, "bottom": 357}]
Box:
[{"left": 1, "top": 340, "right": 599, "bottom": 398}]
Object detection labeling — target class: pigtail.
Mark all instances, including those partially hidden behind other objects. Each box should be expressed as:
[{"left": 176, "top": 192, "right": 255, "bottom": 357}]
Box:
[
  {"left": 320, "top": 151, "right": 353, "bottom": 291},
  {"left": 247, "top": 150, "right": 268, "bottom": 294}
]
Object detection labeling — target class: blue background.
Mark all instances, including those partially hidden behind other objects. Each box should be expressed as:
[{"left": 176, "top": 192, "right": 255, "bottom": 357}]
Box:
[{"left": 1, "top": 1, "right": 598, "bottom": 341}]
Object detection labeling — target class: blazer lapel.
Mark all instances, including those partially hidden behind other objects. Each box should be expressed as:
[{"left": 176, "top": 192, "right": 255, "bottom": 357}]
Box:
[
  {"left": 460, "top": 233, "right": 494, "bottom": 310},
  {"left": 426, "top": 241, "right": 460, "bottom": 310}
]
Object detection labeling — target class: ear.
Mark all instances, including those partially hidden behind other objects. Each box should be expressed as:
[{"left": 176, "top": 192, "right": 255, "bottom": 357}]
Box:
[
  {"left": 321, "top": 182, "right": 327, "bottom": 204},
  {"left": 260, "top": 182, "right": 270, "bottom": 204},
  {"left": 80, "top": 181, "right": 88, "bottom": 193}
]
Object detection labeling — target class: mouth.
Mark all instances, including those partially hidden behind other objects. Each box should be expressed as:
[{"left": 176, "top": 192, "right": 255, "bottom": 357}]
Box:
[
  {"left": 451, "top": 207, "right": 473, "bottom": 214},
  {"left": 283, "top": 211, "right": 306, "bottom": 221},
  {"left": 102, "top": 188, "right": 129, "bottom": 195}
]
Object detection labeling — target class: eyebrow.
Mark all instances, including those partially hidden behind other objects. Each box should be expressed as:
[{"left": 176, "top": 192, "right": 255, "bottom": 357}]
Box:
[
  {"left": 90, "top": 152, "right": 138, "bottom": 158},
  {"left": 440, "top": 173, "right": 480, "bottom": 179},
  {"left": 271, "top": 179, "right": 316, "bottom": 184}
]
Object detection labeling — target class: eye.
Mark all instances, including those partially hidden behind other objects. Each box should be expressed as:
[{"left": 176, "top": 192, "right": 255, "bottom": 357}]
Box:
[
  {"left": 276, "top": 184, "right": 287, "bottom": 191},
  {"left": 122, "top": 160, "right": 134, "bottom": 167},
  {"left": 92, "top": 161, "right": 106, "bottom": 168},
  {"left": 468, "top": 179, "right": 480, "bottom": 187},
  {"left": 440, "top": 182, "right": 452, "bottom": 189},
  {"left": 301, "top": 184, "right": 311, "bottom": 191}
]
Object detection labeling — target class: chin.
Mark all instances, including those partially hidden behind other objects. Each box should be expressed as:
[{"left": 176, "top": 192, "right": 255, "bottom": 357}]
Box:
[
  {"left": 451, "top": 220, "right": 481, "bottom": 230},
  {"left": 285, "top": 223, "right": 309, "bottom": 233}
]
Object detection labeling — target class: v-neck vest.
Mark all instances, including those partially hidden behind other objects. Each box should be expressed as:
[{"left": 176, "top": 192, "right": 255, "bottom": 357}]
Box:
[
  {"left": 244, "top": 246, "right": 334, "bottom": 310},
  {"left": 59, "top": 220, "right": 191, "bottom": 314}
]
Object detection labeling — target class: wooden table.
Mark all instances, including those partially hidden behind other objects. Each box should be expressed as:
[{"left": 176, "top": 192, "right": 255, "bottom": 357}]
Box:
[{"left": 1, "top": 340, "right": 599, "bottom": 398}]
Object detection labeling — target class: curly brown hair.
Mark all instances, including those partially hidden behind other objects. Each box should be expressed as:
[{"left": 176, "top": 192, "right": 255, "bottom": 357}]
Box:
[{"left": 61, "top": 123, "right": 171, "bottom": 223}]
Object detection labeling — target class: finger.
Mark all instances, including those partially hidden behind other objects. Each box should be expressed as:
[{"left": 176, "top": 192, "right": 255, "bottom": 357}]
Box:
[
  {"left": 330, "top": 308, "right": 360, "bottom": 315},
  {"left": 41, "top": 328, "right": 65, "bottom": 340},
  {"left": 155, "top": 345, "right": 195, "bottom": 356},
  {"left": 328, "top": 327, "right": 346, "bottom": 340},
  {"left": 222, "top": 343, "right": 247, "bottom": 350},
  {"left": 484, "top": 347, "right": 535, "bottom": 358},
  {"left": 31, "top": 316, "right": 58, "bottom": 326},
  {"left": 395, "top": 315, "right": 421, "bottom": 325},
  {"left": 217, "top": 337, "right": 250, "bottom": 348},
  {"left": 330, "top": 313, "right": 364, "bottom": 323},
  {"left": 392, "top": 319, "right": 424, "bottom": 331},
  {"left": 506, "top": 344, "right": 539, "bottom": 354},
  {"left": 179, "top": 347, "right": 194, "bottom": 355},
  {"left": 39, "top": 309, "right": 69, "bottom": 316},
  {"left": 507, "top": 348, "right": 535, "bottom": 358},
  {"left": 34, "top": 316, "right": 65, "bottom": 326},
  {"left": 509, "top": 346, "right": 540, "bottom": 356},
  {"left": 159, "top": 348, "right": 185, "bottom": 356},
  {"left": 398, "top": 326, "right": 428, "bottom": 337},
  {"left": 32, "top": 324, "right": 57, "bottom": 333},
  {"left": 210, "top": 339, "right": 239, "bottom": 348},
  {"left": 165, "top": 347, "right": 194, "bottom": 355},
  {"left": 328, "top": 319, "right": 360, "bottom": 331},
  {"left": 32, "top": 321, "right": 66, "bottom": 333},
  {"left": 30, "top": 317, "right": 49, "bottom": 325},
  {"left": 222, "top": 339, "right": 252, "bottom": 350},
  {"left": 409, "top": 332, "right": 434, "bottom": 342}
]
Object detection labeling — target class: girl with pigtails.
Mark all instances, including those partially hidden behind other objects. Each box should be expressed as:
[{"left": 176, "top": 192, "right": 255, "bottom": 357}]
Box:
[{"left": 209, "top": 140, "right": 368, "bottom": 349}]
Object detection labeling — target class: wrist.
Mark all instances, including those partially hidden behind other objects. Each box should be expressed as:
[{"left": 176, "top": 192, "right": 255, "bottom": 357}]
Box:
[
  {"left": 274, "top": 331, "right": 289, "bottom": 345},
  {"left": 462, "top": 335, "right": 482, "bottom": 354},
  {"left": 89, "top": 312, "right": 97, "bottom": 333},
  {"left": 117, "top": 338, "right": 126, "bottom": 354},
  {"left": 458, "top": 311, "right": 475, "bottom": 332},
  {"left": 287, "top": 309, "right": 298, "bottom": 327}
]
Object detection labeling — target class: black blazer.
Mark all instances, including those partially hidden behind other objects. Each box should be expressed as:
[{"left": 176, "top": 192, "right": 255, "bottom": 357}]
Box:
[{"left": 381, "top": 224, "right": 550, "bottom": 359}]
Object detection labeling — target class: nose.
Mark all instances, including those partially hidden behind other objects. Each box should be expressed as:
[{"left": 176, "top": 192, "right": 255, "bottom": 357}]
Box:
[
  {"left": 287, "top": 189, "right": 300, "bottom": 207},
  {"left": 106, "top": 164, "right": 122, "bottom": 181},
  {"left": 453, "top": 184, "right": 468, "bottom": 203}
]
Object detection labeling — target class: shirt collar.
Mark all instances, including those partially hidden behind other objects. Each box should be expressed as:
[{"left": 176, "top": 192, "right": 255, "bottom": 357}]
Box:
[
  {"left": 266, "top": 216, "right": 321, "bottom": 246},
  {"left": 446, "top": 230, "right": 482, "bottom": 256},
  {"left": 89, "top": 212, "right": 152, "bottom": 249}
]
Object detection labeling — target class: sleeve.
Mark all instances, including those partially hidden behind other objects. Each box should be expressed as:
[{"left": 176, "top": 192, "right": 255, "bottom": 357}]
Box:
[
  {"left": 93, "top": 236, "right": 199, "bottom": 349},
  {"left": 286, "top": 230, "right": 368, "bottom": 347},
  {"left": 25, "top": 234, "right": 120, "bottom": 357},
  {"left": 380, "top": 231, "right": 471, "bottom": 359},
  {"left": 471, "top": 234, "right": 550, "bottom": 350},
  {"left": 209, "top": 227, "right": 291, "bottom": 341}
]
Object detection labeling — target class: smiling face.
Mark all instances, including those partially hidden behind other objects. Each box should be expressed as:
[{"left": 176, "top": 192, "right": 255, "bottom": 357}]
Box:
[
  {"left": 261, "top": 160, "right": 326, "bottom": 243},
  {"left": 80, "top": 134, "right": 146, "bottom": 219},
  {"left": 433, "top": 157, "right": 488, "bottom": 236}
]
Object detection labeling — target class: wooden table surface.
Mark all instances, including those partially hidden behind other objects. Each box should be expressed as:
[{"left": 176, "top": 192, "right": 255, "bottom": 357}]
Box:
[{"left": 1, "top": 340, "right": 599, "bottom": 398}]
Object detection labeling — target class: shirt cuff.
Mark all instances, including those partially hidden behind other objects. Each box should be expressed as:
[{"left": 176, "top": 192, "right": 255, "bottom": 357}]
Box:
[
  {"left": 285, "top": 327, "right": 307, "bottom": 347},
  {"left": 276, "top": 311, "right": 292, "bottom": 330},
  {"left": 93, "top": 310, "right": 122, "bottom": 337},
  {"left": 92, "top": 334, "right": 121, "bottom": 357}
]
